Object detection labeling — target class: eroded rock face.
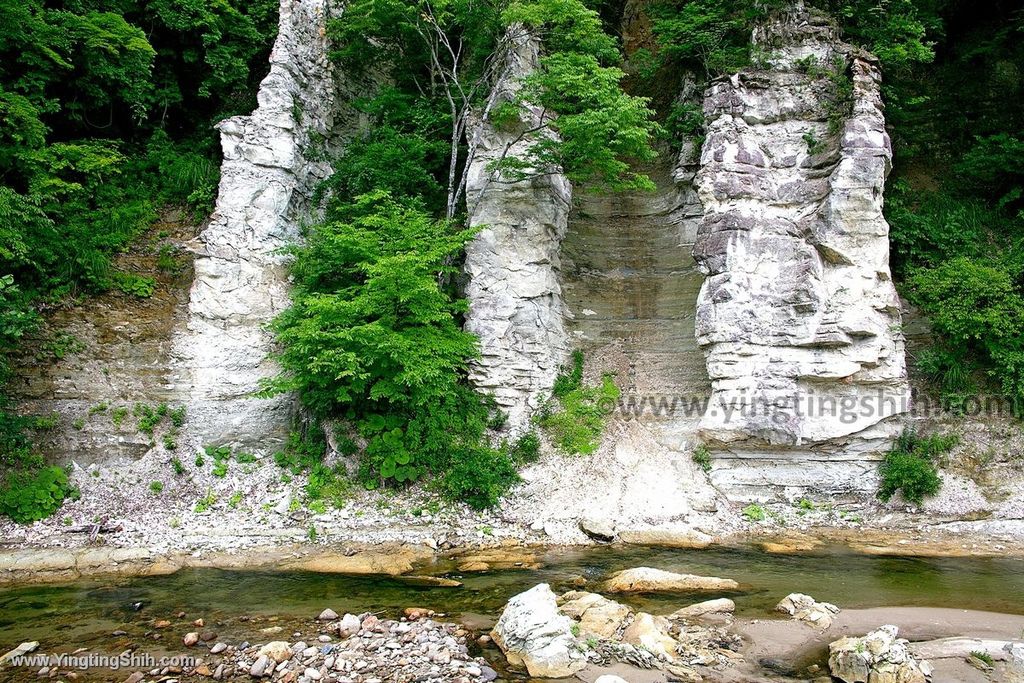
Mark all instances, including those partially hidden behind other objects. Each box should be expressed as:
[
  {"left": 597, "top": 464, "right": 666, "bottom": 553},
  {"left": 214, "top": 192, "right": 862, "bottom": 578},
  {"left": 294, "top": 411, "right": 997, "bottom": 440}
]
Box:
[
  {"left": 491, "top": 584, "right": 586, "bottom": 678},
  {"left": 693, "top": 4, "right": 909, "bottom": 496},
  {"left": 463, "top": 31, "right": 572, "bottom": 434},
  {"left": 174, "top": 0, "right": 363, "bottom": 451}
]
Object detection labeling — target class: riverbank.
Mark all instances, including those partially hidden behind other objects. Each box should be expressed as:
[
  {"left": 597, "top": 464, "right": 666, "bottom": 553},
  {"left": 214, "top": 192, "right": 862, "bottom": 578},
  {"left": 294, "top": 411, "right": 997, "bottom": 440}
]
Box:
[
  {"left": 5, "top": 520, "right": 1024, "bottom": 587},
  {"left": 4, "top": 415, "right": 1024, "bottom": 585}
]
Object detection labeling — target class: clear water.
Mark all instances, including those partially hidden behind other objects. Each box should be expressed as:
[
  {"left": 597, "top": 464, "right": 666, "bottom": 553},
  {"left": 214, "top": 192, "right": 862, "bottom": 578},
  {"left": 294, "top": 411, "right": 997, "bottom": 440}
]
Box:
[{"left": 3, "top": 545, "right": 1024, "bottom": 677}]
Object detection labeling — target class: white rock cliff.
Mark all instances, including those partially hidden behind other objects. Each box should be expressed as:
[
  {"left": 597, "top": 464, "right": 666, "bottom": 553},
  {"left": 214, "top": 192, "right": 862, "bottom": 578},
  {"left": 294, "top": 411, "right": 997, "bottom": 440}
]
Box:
[
  {"left": 174, "top": 0, "right": 358, "bottom": 450},
  {"left": 692, "top": 5, "right": 910, "bottom": 496},
  {"left": 463, "top": 31, "right": 573, "bottom": 435}
]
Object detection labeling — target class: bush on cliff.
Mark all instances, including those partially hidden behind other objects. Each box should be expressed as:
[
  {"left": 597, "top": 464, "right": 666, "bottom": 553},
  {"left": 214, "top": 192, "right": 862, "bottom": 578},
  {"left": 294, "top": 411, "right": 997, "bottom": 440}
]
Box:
[
  {"left": 264, "top": 192, "right": 518, "bottom": 507},
  {"left": 877, "top": 430, "right": 957, "bottom": 505}
]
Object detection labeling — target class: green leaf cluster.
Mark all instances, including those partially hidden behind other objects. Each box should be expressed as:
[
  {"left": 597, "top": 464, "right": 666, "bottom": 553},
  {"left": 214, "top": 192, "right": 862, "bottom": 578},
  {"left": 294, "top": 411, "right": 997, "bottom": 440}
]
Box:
[
  {"left": 267, "top": 192, "right": 518, "bottom": 508},
  {"left": 0, "top": 0, "right": 278, "bottom": 522},
  {"left": 877, "top": 430, "right": 957, "bottom": 505},
  {"left": 536, "top": 351, "right": 620, "bottom": 455}
]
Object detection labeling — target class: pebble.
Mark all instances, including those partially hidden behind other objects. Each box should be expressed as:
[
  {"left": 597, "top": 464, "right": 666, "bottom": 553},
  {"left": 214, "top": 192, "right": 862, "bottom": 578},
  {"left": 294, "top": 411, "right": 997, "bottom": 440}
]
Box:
[
  {"left": 304, "top": 667, "right": 322, "bottom": 680},
  {"left": 317, "top": 608, "right": 339, "bottom": 621},
  {"left": 250, "top": 654, "right": 271, "bottom": 677},
  {"left": 317, "top": 635, "right": 331, "bottom": 643},
  {"left": 210, "top": 642, "right": 227, "bottom": 654},
  {"left": 182, "top": 632, "right": 199, "bottom": 647}
]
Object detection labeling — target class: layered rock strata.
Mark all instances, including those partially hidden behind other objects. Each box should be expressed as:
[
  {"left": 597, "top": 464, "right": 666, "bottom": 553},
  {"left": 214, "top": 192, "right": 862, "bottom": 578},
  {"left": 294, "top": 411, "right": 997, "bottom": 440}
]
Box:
[
  {"left": 692, "top": 5, "right": 909, "bottom": 495},
  {"left": 463, "top": 33, "right": 572, "bottom": 434},
  {"left": 174, "top": 0, "right": 359, "bottom": 450}
]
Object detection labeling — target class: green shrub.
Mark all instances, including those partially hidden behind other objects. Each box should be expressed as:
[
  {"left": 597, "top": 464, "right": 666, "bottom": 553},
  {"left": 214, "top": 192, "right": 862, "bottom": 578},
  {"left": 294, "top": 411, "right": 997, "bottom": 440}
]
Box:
[
  {"left": 149, "top": 480, "right": 163, "bottom": 494},
  {"left": 692, "top": 444, "right": 712, "bottom": 473},
  {"left": 0, "top": 466, "right": 75, "bottom": 523},
  {"left": 741, "top": 503, "right": 765, "bottom": 522},
  {"left": 194, "top": 490, "right": 217, "bottom": 513},
  {"left": 435, "top": 446, "right": 520, "bottom": 511},
  {"left": 510, "top": 431, "right": 542, "bottom": 465},
  {"left": 168, "top": 406, "right": 187, "bottom": 428},
  {"left": 878, "top": 430, "right": 956, "bottom": 504},
  {"left": 538, "top": 352, "right": 620, "bottom": 456},
  {"left": 274, "top": 429, "right": 350, "bottom": 508}
]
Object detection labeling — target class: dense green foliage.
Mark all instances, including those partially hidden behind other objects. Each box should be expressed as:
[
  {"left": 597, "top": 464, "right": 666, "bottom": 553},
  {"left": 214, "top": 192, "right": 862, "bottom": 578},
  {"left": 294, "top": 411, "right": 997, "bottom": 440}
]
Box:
[
  {"left": 880, "top": 2, "right": 1024, "bottom": 409},
  {"left": 0, "top": 465, "right": 77, "bottom": 523},
  {"left": 266, "top": 191, "right": 520, "bottom": 508},
  {"left": 536, "top": 350, "right": 621, "bottom": 455},
  {"left": 327, "top": 0, "right": 659, "bottom": 216},
  {"left": 0, "top": 0, "right": 278, "bottom": 521},
  {"left": 878, "top": 430, "right": 958, "bottom": 504}
]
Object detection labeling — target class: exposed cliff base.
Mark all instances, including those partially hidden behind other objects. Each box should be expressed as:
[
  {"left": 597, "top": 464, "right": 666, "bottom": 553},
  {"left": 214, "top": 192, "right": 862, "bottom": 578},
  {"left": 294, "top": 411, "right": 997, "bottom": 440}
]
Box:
[{"left": 3, "top": 423, "right": 1024, "bottom": 585}]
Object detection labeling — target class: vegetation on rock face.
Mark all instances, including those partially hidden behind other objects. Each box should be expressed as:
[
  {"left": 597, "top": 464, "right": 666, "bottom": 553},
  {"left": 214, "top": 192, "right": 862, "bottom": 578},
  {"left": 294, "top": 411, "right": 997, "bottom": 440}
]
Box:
[
  {"left": 0, "top": 0, "right": 278, "bottom": 522},
  {"left": 267, "top": 0, "right": 657, "bottom": 508},
  {"left": 536, "top": 350, "right": 620, "bottom": 456},
  {"left": 877, "top": 430, "right": 958, "bottom": 505}
]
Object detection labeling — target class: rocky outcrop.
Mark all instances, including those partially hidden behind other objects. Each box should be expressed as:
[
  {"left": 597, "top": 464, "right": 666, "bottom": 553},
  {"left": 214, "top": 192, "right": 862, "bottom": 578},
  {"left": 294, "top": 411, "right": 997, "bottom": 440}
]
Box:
[
  {"left": 495, "top": 585, "right": 743, "bottom": 679},
  {"left": 174, "top": 0, "right": 363, "bottom": 451},
  {"left": 491, "top": 584, "right": 587, "bottom": 678},
  {"left": 776, "top": 592, "right": 840, "bottom": 629},
  {"left": 829, "top": 625, "right": 929, "bottom": 683},
  {"left": 558, "top": 591, "right": 631, "bottom": 639},
  {"left": 667, "top": 598, "right": 736, "bottom": 625},
  {"left": 692, "top": 4, "right": 909, "bottom": 497},
  {"left": 463, "top": 32, "right": 572, "bottom": 434},
  {"left": 602, "top": 567, "right": 738, "bottom": 593}
]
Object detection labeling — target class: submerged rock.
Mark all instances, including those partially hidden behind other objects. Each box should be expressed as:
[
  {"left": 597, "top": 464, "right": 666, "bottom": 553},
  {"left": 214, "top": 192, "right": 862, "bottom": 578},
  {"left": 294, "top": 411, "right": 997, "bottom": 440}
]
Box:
[
  {"left": 603, "top": 567, "right": 738, "bottom": 593},
  {"left": 491, "top": 584, "right": 586, "bottom": 678},
  {"left": 828, "top": 625, "right": 928, "bottom": 683}
]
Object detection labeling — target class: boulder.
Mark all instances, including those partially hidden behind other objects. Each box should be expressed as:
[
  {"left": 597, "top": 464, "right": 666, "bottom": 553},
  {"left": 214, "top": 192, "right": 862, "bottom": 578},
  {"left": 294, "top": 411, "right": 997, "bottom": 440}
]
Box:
[
  {"left": 249, "top": 654, "right": 271, "bottom": 678},
  {"left": 622, "top": 613, "right": 678, "bottom": 660},
  {"left": 828, "top": 625, "right": 928, "bottom": 683},
  {"left": 258, "top": 641, "right": 292, "bottom": 664},
  {"left": 617, "top": 525, "right": 713, "bottom": 548},
  {"left": 603, "top": 567, "right": 738, "bottom": 593},
  {"left": 557, "top": 591, "right": 630, "bottom": 639},
  {"left": 580, "top": 517, "right": 616, "bottom": 542},
  {"left": 335, "top": 613, "right": 361, "bottom": 638},
  {"left": 667, "top": 598, "right": 736, "bottom": 625},
  {"left": 491, "top": 584, "right": 586, "bottom": 678},
  {"left": 776, "top": 593, "right": 840, "bottom": 629}
]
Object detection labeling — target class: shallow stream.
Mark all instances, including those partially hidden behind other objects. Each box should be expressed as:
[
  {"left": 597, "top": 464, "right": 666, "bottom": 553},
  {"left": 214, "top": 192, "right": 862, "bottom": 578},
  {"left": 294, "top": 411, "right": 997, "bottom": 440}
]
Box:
[{"left": 3, "top": 545, "right": 1024, "bottom": 679}]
